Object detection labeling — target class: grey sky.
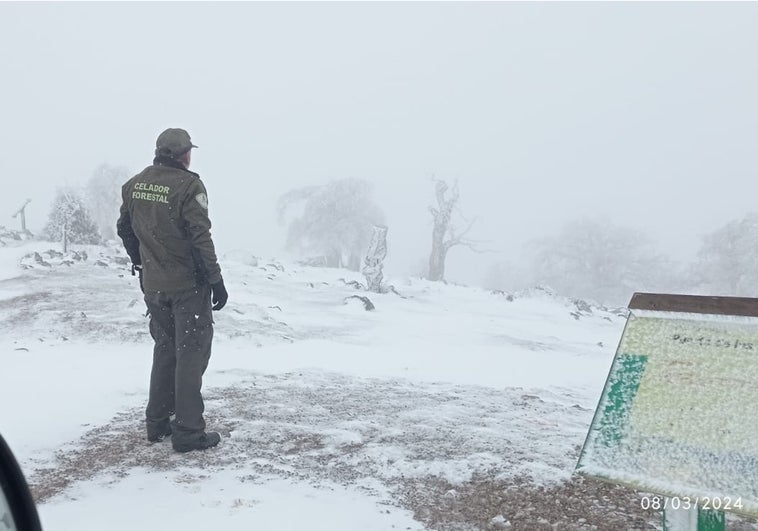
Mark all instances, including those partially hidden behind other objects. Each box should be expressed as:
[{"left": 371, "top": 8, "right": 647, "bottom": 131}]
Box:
[{"left": 2, "top": 2, "right": 757, "bottom": 284}]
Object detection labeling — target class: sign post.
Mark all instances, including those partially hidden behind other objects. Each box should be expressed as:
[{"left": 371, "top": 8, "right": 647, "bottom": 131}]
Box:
[
  {"left": 663, "top": 504, "right": 725, "bottom": 531},
  {"left": 577, "top": 293, "right": 758, "bottom": 529}
]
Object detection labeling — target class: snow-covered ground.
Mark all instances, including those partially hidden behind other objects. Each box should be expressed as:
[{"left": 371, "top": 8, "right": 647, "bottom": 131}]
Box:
[{"left": 0, "top": 241, "right": 752, "bottom": 530}]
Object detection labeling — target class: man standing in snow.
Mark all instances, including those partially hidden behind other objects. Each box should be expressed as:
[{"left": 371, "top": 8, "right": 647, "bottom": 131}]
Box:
[{"left": 116, "top": 128, "right": 228, "bottom": 453}]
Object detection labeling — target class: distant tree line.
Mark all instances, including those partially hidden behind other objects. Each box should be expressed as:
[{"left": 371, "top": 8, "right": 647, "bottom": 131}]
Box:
[
  {"left": 484, "top": 214, "right": 758, "bottom": 307},
  {"left": 34, "top": 164, "right": 758, "bottom": 308}
]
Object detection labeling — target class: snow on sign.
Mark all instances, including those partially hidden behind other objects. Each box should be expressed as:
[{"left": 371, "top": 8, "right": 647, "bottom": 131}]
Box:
[{"left": 577, "top": 293, "right": 758, "bottom": 519}]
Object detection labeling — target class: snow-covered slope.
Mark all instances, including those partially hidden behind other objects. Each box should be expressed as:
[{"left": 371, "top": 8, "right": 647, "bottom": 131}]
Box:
[{"left": 1, "top": 242, "right": 749, "bottom": 530}]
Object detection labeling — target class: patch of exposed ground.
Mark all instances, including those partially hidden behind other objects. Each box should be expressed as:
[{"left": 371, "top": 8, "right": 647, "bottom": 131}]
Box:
[
  {"left": 27, "top": 372, "right": 758, "bottom": 530},
  {"left": 397, "top": 473, "right": 755, "bottom": 530},
  {"left": 398, "top": 473, "right": 656, "bottom": 530}
]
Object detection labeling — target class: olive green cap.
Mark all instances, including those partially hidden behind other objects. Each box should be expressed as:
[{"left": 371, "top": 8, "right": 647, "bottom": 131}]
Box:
[{"left": 155, "top": 128, "right": 198, "bottom": 158}]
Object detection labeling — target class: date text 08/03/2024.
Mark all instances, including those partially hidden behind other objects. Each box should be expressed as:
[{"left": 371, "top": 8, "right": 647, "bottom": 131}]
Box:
[{"left": 640, "top": 496, "right": 743, "bottom": 511}]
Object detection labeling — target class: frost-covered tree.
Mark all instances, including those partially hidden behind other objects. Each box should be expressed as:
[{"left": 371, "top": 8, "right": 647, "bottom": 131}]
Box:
[
  {"left": 525, "top": 217, "right": 670, "bottom": 306},
  {"left": 43, "top": 187, "right": 102, "bottom": 251},
  {"left": 427, "top": 179, "right": 484, "bottom": 282},
  {"left": 86, "top": 163, "right": 129, "bottom": 240},
  {"left": 690, "top": 213, "right": 758, "bottom": 296},
  {"left": 277, "top": 178, "right": 385, "bottom": 270},
  {"left": 362, "top": 225, "right": 388, "bottom": 292}
]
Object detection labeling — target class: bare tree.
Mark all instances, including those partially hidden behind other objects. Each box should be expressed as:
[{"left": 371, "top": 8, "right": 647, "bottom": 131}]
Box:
[
  {"left": 12, "top": 199, "right": 32, "bottom": 235},
  {"left": 427, "top": 179, "right": 483, "bottom": 281}
]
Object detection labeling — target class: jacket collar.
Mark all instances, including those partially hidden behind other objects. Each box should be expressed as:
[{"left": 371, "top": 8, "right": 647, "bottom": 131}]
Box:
[{"left": 152, "top": 155, "right": 199, "bottom": 176}]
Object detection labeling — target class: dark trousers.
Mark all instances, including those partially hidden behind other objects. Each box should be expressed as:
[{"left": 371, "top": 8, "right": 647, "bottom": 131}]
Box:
[{"left": 144, "top": 286, "right": 214, "bottom": 442}]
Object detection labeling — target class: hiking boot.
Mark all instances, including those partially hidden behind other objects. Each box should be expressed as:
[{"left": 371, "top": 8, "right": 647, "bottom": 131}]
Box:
[
  {"left": 172, "top": 431, "right": 221, "bottom": 453},
  {"left": 147, "top": 424, "right": 172, "bottom": 443}
]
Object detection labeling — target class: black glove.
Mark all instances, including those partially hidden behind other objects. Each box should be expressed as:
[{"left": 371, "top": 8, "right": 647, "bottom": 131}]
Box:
[
  {"left": 211, "top": 279, "right": 228, "bottom": 311},
  {"left": 132, "top": 264, "right": 144, "bottom": 293}
]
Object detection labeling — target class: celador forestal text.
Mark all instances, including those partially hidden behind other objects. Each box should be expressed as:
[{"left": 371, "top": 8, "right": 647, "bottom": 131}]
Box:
[{"left": 132, "top": 182, "right": 170, "bottom": 204}]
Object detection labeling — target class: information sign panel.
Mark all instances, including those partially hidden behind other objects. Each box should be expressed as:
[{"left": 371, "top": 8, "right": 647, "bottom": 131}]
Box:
[{"left": 577, "top": 293, "right": 758, "bottom": 518}]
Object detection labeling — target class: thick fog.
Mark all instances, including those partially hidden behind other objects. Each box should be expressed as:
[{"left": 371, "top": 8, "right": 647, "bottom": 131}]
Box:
[{"left": 2, "top": 2, "right": 758, "bottom": 305}]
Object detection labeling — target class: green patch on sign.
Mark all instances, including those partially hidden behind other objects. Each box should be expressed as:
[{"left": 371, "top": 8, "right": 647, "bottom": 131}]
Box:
[
  {"left": 697, "top": 508, "right": 726, "bottom": 531},
  {"left": 596, "top": 354, "right": 648, "bottom": 447}
]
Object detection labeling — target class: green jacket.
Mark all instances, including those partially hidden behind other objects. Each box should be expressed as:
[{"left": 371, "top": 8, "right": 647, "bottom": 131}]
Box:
[{"left": 116, "top": 158, "right": 222, "bottom": 292}]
